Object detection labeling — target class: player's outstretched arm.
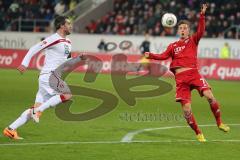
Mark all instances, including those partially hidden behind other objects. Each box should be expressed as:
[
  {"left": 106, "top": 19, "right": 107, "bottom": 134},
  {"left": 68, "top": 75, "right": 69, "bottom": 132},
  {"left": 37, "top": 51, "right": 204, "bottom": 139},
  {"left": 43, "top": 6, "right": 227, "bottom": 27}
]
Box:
[
  {"left": 144, "top": 44, "right": 172, "bottom": 60},
  {"left": 21, "top": 42, "right": 46, "bottom": 69},
  {"left": 20, "top": 37, "right": 54, "bottom": 74},
  {"left": 193, "top": 3, "right": 208, "bottom": 44}
]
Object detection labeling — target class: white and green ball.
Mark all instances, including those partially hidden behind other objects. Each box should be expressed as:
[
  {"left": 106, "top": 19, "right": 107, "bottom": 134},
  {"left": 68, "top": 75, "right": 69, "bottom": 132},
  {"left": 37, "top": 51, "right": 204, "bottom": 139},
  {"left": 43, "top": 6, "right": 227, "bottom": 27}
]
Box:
[{"left": 161, "top": 13, "right": 177, "bottom": 28}]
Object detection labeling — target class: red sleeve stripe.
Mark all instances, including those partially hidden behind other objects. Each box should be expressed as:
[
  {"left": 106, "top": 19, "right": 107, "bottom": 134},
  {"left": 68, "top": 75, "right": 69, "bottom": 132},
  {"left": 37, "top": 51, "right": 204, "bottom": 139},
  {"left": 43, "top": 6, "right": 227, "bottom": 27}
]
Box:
[{"left": 42, "top": 39, "right": 71, "bottom": 50}]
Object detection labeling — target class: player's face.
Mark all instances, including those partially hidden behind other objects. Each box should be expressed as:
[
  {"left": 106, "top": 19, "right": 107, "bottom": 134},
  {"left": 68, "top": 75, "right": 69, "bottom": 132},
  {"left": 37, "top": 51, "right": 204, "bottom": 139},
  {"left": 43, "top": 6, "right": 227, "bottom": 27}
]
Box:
[
  {"left": 178, "top": 24, "right": 190, "bottom": 39},
  {"left": 63, "top": 19, "right": 72, "bottom": 35}
]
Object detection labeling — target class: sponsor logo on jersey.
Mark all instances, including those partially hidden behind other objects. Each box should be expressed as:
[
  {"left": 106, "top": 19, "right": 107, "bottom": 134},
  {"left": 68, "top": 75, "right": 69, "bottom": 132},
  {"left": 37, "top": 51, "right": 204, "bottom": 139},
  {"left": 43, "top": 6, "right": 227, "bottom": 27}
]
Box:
[
  {"left": 64, "top": 44, "right": 70, "bottom": 55},
  {"left": 174, "top": 46, "right": 185, "bottom": 54}
]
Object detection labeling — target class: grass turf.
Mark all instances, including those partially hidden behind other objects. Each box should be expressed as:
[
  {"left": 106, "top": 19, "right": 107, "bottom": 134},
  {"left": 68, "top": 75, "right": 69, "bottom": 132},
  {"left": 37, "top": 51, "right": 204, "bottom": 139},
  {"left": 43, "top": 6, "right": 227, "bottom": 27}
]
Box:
[{"left": 0, "top": 69, "right": 239, "bottom": 160}]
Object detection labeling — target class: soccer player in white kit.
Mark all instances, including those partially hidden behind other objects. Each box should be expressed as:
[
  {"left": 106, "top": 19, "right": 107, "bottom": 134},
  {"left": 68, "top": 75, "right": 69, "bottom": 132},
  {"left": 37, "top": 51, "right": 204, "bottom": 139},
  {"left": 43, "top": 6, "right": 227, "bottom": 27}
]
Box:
[{"left": 3, "top": 16, "right": 75, "bottom": 139}]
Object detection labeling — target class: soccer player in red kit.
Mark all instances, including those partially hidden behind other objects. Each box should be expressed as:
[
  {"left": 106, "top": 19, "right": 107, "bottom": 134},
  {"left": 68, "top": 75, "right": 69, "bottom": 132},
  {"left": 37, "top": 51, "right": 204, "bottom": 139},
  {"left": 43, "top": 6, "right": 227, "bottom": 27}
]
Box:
[{"left": 145, "top": 4, "right": 230, "bottom": 142}]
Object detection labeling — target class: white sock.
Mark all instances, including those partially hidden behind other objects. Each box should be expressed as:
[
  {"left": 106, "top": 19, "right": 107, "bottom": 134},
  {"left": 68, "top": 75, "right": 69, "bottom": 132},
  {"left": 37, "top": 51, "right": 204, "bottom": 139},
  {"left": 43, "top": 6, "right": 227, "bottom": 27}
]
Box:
[
  {"left": 35, "top": 95, "right": 62, "bottom": 112},
  {"left": 9, "top": 109, "right": 31, "bottom": 130}
]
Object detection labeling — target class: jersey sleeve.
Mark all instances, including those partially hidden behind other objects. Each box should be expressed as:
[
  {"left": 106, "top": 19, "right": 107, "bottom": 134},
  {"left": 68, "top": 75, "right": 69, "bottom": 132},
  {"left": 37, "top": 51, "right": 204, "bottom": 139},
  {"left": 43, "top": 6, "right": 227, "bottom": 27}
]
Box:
[
  {"left": 192, "top": 13, "right": 205, "bottom": 44},
  {"left": 21, "top": 36, "right": 55, "bottom": 67},
  {"left": 147, "top": 44, "right": 172, "bottom": 60}
]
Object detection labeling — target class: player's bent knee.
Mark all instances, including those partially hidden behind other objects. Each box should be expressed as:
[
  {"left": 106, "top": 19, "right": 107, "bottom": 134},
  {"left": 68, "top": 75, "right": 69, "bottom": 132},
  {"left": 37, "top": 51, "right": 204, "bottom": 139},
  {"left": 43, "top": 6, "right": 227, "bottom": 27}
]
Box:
[
  {"left": 65, "top": 94, "right": 72, "bottom": 100},
  {"left": 33, "top": 103, "right": 42, "bottom": 108},
  {"left": 203, "top": 90, "right": 215, "bottom": 102},
  {"left": 180, "top": 99, "right": 191, "bottom": 106},
  {"left": 207, "top": 97, "right": 216, "bottom": 103},
  {"left": 182, "top": 103, "right": 191, "bottom": 111},
  {"left": 203, "top": 89, "right": 212, "bottom": 97},
  {"left": 182, "top": 104, "right": 192, "bottom": 118}
]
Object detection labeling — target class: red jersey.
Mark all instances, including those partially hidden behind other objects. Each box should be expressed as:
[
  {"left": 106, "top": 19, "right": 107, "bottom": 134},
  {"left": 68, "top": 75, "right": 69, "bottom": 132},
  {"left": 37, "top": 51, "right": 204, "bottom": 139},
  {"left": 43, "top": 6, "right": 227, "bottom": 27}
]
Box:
[{"left": 148, "top": 13, "right": 205, "bottom": 73}]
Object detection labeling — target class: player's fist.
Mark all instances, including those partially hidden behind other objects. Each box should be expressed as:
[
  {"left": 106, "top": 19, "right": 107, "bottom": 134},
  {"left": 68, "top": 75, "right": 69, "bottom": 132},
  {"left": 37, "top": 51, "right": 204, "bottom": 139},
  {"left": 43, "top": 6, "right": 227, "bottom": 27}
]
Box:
[
  {"left": 79, "top": 54, "right": 87, "bottom": 60},
  {"left": 144, "top": 52, "right": 150, "bottom": 58},
  {"left": 17, "top": 65, "right": 27, "bottom": 74},
  {"left": 201, "top": 3, "right": 208, "bottom": 14}
]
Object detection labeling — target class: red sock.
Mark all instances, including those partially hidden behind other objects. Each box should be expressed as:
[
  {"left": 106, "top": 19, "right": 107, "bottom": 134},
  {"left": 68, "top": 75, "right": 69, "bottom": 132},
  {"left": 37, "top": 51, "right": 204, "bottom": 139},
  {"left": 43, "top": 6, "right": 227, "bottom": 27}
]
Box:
[
  {"left": 184, "top": 111, "right": 201, "bottom": 135},
  {"left": 209, "top": 100, "right": 222, "bottom": 126}
]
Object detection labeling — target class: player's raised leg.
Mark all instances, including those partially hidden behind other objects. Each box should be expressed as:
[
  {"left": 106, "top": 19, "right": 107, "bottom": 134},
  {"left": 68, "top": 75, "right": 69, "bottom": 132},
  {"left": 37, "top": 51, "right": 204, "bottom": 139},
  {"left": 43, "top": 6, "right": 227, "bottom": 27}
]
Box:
[
  {"left": 3, "top": 103, "right": 42, "bottom": 139},
  {"left": 181, "top": 101, "right": 206, "bottom": 142},
  {"left": 31, "top": 93, "right": 72, "bottom": 123},
  {"left": 203, "top": 89, "right": 230, "bottom": 132}
]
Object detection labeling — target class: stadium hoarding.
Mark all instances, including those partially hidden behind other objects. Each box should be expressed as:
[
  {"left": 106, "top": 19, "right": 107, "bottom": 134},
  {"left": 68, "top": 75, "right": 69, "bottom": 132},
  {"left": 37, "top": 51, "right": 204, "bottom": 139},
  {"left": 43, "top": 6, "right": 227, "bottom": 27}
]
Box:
[
  {"left": 0, "top": 32, "right": 240, "bottom": 59},
  {"left": 0, "top": 49, "right": 240, "bottom": 81}
]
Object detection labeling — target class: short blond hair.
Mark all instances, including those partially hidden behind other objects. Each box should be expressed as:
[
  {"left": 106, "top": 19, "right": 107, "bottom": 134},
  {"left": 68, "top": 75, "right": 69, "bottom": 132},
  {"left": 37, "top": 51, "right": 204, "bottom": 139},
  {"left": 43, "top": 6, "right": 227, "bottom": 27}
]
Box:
[{"left": 177, "top": 20, "right": 190, "bottom": 28}]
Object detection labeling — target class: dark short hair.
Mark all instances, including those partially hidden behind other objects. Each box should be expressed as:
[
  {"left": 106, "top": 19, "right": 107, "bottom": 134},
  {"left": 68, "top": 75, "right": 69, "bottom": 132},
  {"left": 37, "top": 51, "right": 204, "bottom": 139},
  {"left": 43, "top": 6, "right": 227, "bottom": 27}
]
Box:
[
  {"left": 177, "top": 20, "right": 191, "bottom": 27},
  {"left": 54, "top": 16, "right": 68, "bottom": 30}
]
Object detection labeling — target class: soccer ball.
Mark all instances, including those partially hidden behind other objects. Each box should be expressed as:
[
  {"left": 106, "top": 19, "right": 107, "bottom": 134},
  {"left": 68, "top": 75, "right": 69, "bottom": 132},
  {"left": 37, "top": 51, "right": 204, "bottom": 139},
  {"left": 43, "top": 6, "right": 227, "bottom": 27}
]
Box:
[{"left": 161, "top": 13, "right": 177, "bottom": 28}]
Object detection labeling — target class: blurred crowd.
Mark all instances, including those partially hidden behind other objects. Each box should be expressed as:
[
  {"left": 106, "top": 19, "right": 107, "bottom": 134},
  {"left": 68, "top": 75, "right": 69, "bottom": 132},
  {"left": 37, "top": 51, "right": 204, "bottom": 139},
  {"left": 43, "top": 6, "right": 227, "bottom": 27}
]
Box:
[
  {"left": 86, "top": 0, "right": 240, "bottom": 39},
  {"left": 0, "top": 0, "right": 78, "bottom": 32},
  {"left": 1, "top": 0, "right": 239, "bottom": 38}
]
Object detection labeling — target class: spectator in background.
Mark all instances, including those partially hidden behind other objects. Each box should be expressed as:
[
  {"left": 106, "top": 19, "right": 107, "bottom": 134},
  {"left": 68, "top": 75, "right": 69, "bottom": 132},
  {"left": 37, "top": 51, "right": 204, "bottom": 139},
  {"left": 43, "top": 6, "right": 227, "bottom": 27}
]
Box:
[
  {"left": 85, "top": 0, "right": 240, "bottom": 39},
  {"left": 139, "top": 33, "right": 150, "bottom": 54},
  {"left": 38, "top": 7, "right": 46, "bottom": 19},
  {"left": 86, "top": 19, "right": 97, "bottom": 33},
  {"left": 9, "top": 0, "right": 19, "bottom": 13},
  {"left": 8, "top": 0, "right": 20, "bottom": 20},
  {"left": 0, "top": 7, "right": 5, "bottom": 30},
  {"left": 69, "top": 0, "right": 77, "bottom": 11},
  {"left": 0, "top": 0, "right": 57, "bottom": 31},
  {"left": 54, "top": 0, "right": 66, "bottom": 16},
  {"left": 138, "top": 33, "right": 151, "bottom": 74},
  {"left": 45, "top": 8, "right": 53, "bottom": 21},
  {"left": 220, "top": 43, "right": 231, "bottom": 59}
]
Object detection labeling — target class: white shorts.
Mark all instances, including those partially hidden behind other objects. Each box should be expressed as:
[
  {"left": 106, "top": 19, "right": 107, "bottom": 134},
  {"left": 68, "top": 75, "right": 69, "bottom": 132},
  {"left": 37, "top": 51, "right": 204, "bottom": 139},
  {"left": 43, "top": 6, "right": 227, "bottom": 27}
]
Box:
[{"left": 35, "top": 72, "right": 71, "bottom": 103}]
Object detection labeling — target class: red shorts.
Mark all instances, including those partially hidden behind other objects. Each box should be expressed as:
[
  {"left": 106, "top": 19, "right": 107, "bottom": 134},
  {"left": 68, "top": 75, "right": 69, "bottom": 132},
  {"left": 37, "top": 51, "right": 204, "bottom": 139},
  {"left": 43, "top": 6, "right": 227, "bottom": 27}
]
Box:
[{"left": 175, "top": 69, "right": 211, "bottom": 104}]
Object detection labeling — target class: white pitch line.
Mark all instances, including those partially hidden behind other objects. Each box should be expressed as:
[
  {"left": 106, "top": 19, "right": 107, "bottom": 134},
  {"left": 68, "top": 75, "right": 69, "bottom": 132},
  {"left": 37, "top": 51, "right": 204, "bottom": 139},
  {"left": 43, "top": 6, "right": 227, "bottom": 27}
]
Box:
[
  {"left": 131, "top": 139, "right": 240, "bottom": 143},
  {"left": 121, "top": 123, "right": 240, "bottom": 142},
  {"left": 0, "top": 124, "right": 239, "bottom": 146}
]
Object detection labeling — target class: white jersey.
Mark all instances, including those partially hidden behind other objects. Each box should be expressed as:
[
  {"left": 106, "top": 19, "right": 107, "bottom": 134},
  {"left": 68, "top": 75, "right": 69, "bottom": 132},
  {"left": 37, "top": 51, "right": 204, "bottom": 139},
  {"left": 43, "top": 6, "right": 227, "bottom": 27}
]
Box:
[{"left": 21, "top": 33, "right": 72, "bottom": 74}]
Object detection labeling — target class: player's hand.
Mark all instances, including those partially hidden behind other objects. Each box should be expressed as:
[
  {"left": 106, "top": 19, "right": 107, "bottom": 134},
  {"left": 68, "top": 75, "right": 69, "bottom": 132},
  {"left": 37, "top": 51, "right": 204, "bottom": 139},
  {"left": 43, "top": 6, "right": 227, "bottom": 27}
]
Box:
[
  {"left": 79, "top": 54, "right": 87, "bottom": 60},
  {"left": 17, "top": 65, "right": 27, "bottom": 74},
  {"left": 201, "top": 3, "right": 208, "bottom": 14},
  {"left": 144, "top": 52, "right": 150, "bottom": 58}
]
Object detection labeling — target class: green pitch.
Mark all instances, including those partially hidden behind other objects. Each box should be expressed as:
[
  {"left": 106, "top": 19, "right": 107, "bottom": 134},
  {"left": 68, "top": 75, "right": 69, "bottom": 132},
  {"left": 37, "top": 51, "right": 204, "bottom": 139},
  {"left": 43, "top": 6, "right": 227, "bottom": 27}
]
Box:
[{"left": 0, "top": 69, "right": 239, "bottom": 160}]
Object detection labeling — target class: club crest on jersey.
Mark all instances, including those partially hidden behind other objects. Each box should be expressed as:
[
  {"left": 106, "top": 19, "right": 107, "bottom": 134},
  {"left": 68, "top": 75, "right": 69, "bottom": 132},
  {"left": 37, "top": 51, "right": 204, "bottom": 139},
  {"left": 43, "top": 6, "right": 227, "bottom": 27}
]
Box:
[
  {"left": 174, "top": 46, "right": 185, "bottom": 54},
  {"left": 64, "top": 44, "right": 70, "bottom": 55}
]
